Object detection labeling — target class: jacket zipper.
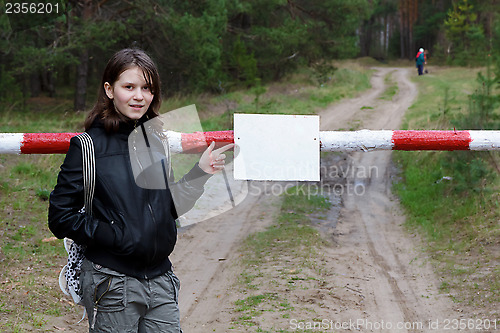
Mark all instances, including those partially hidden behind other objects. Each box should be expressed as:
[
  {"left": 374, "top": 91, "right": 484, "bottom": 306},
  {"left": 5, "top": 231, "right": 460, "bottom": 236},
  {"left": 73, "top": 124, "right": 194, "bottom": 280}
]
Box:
[{"left": 133, "top": 123, "right": 159, "bottom": 278}]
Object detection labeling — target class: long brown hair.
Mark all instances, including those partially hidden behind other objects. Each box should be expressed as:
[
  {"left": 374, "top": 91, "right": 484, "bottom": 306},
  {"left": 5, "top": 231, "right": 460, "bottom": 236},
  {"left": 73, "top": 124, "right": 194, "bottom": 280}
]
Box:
[{"left": 84, "top": 48, "right": 162, "bottom": 133}]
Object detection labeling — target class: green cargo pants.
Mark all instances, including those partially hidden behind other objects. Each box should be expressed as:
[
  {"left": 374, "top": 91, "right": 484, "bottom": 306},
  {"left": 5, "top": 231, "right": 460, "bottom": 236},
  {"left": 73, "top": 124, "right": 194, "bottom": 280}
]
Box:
[{"left": 80, "top": 259, "right": 182, "bottom": 333}]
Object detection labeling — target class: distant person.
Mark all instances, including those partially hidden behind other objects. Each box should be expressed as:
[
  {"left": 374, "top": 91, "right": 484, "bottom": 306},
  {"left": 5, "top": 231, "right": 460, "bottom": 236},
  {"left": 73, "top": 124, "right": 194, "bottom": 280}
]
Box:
[
  {"left": 415, "top": 48, "right": 427, "bottom": 76},
  {"left": 48, "top": 48, "right": 233, "bottom": 332}
]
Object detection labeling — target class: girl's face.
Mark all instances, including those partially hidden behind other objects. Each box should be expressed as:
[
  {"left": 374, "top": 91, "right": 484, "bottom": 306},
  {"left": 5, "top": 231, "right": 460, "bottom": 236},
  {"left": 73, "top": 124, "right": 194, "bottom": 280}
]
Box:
[{"left": 104, "top": 66, "right": 154, "bottom": 120}]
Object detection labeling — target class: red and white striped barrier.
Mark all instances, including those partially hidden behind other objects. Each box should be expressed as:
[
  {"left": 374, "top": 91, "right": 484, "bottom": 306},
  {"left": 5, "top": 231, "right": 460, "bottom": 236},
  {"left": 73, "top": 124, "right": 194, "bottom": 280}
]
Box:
[
  {"left": 0, "top": 131, "right": 235, "bottom": 154},
  {"left": 0, "top": 130, "right": 499, "bottom": 154},
  {"left": 0, "top": 133, "right": 80, "bottom": 154},
  {"left": 320, "top": 130, "right": 500, "bottom": 152}
]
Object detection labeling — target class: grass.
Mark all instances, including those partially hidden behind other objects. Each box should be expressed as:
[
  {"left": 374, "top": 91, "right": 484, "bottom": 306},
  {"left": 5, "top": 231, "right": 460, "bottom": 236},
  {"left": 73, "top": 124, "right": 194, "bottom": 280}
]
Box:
[
  {"left": 379, "top": 70, "right": 398, "bottom": 101},
  {"left": 0, "top": 61, "right": 371, "bottom": 331},
  {"left": 392, "top": 66, "right": 500, "bottom": 310},
  {"left": 231, "top": 186, "right": 331, "bottom": 330},
  {"left": 400, "top": 67, "right": 486, "bottom": 130},
  {"left": 241, "top": 187, "right": 330, "bottom": 267}
]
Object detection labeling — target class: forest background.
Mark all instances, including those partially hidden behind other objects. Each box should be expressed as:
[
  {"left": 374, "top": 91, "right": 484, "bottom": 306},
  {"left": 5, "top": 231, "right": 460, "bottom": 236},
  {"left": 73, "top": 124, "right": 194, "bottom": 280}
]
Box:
[{"left": 1, "top": 0, "right": 499, "bottom": 112}]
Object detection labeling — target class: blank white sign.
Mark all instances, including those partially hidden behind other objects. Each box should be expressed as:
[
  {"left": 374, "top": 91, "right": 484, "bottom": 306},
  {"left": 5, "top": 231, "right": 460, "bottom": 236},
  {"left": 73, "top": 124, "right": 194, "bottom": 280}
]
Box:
[{"left": 234, "top": 114, "right": 320, "bottom": 181}]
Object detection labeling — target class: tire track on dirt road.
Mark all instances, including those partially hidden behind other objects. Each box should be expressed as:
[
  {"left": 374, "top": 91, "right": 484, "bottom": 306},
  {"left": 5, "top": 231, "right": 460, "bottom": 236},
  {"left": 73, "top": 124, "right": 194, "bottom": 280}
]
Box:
[{"left": 319, "top": 67, "right": 395, "bottom": 131}]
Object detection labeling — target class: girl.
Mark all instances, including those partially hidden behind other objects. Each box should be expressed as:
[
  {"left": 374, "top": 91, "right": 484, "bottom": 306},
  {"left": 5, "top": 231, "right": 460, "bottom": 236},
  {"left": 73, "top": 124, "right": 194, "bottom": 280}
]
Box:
[{"left": 49, "top": 48, "right": 231, "bottom": 332}]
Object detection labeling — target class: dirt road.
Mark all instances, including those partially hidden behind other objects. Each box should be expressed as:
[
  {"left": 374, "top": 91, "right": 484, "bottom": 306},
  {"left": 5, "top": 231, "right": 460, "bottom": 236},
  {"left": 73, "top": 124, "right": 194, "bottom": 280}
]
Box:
[{"left": 171, "top": 67, "right": 464, "bottom": 332}]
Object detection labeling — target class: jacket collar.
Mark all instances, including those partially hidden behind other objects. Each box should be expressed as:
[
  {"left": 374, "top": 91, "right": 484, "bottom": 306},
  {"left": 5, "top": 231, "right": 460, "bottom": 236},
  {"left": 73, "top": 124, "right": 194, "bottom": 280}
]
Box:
[{"left": 92, "top": 115, "right": 151, "bottom": 135}]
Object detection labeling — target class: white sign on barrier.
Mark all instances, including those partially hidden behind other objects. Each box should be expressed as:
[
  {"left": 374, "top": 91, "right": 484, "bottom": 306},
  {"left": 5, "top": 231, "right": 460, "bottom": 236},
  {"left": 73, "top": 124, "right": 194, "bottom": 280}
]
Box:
[{"left": 234, "top": 113, "right": 320, "bottom": 181}]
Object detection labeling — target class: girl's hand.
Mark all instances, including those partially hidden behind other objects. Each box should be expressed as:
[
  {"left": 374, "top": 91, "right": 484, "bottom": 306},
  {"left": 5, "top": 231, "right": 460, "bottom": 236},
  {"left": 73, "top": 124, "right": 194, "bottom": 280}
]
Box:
[{"left": 199, "top": 142, "right": 235, "bottom": 174}]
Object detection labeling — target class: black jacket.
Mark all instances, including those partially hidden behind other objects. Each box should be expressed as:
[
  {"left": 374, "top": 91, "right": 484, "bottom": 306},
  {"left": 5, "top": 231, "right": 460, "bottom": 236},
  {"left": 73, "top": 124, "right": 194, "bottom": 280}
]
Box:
[{"left": 49, "top": 119, "right": 210, "bottom": 279}]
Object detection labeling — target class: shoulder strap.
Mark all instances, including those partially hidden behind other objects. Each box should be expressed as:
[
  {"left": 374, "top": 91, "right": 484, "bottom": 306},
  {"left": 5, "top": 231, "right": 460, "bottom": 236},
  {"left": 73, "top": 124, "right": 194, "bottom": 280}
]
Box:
[{"left": 76, "top": 133, "right": 95, "bottom": 216}]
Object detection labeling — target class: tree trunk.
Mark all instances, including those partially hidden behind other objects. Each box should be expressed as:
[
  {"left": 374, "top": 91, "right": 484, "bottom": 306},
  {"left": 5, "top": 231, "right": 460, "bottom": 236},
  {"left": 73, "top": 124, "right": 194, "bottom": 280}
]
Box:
[
  {"left": 30, "top": 73, "right": 41, "bottom": 98},
  {"left": 399, "top": 0, "right": 406, "bottom": 58},
  {"left": 399, "top": 0, "right": 418, "bottom": 59},
  {"left": 359, "top": 17, "right": 374, "bottom": 57},
  {"left": 42, "top": 69, "right": 55, "bottom": 98},
  {"left": 74, "top": 50, "right": 89, "bottom": 111},
  {"left": 73, "top": 0, "right": 93, "bottom": 111}
]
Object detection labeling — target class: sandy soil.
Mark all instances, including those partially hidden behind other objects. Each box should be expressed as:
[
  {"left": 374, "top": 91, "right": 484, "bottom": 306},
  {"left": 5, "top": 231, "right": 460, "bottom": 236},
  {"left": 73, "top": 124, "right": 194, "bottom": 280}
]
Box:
[{"left": 170, "top": 67, "right": 478, "bottom": 332}]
